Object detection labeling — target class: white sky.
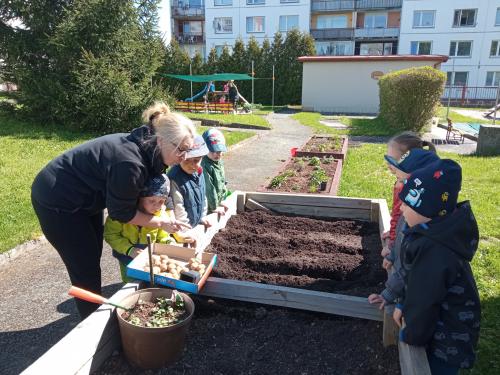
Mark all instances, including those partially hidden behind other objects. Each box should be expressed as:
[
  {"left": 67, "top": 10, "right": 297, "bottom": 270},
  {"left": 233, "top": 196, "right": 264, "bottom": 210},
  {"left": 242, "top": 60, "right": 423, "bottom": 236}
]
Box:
[{"left": 158, "top": 0, "right": 172, "bottom": 45}]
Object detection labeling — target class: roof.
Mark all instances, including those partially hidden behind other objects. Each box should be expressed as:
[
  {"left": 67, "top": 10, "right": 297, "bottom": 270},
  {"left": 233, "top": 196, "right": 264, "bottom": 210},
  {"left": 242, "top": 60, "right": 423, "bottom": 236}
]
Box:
[
  {"left": 298, "top": 55, "right": 449, "bottom": 63},
  {"left": 162, "top": 73, "right": 253, "bottom": 82}
]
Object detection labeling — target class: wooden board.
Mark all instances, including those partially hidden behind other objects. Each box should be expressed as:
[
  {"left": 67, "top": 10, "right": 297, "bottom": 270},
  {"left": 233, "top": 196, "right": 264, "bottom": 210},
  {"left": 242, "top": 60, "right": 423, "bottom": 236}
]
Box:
[
  {"left": 22, "top": 283, "right": 141, "bottom": 375},
  {"left": 200, "top": 277, "right": 383, "bottom": 322},
  {"left": 245, "top": 198, "right": 272, "bottom": 212},
  {"left": 246, "top": 192, "right": 373, "bottom": 209},
  {"left": 256, "top": 202, "right": 372, "bottom": 220},
  {"left": 399, "top": 341, "right": 431, "bottom": 375}
]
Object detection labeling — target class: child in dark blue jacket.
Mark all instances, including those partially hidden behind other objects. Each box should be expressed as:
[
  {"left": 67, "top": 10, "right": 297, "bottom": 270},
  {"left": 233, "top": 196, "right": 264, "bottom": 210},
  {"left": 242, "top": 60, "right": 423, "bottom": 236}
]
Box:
[{"left": 395, "top": 159, "right": 480, "bottom": 374}]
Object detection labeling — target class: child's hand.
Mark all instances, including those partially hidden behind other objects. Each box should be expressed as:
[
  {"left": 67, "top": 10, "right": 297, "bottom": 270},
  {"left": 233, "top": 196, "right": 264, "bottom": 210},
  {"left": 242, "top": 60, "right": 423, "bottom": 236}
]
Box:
[
  {"left": 129, "top": 247, "right": 144, "bottom": 258},
  {"left": 220, "top": 202, "right": 229, "bottom": 212},
  {"left": 161, "top": 218, "right": 191, "bottom": 233},
  {"left": 381, "top": 245, "right": 390, "bottom": 257},
  {"left": 201, "top": 217, "right": 212, "bottom": 228},
  {"left": 368, "top": 294, "right": 386, "bottom": 310},
  {"left": 382, "top": 258, "right": 393, "bottom": 270},
  {"left": 393, "top": 307, "right": 403, "bottom": 328},
  {"left": 382, "top": 231, "right": 390, "bottom": 239},
  {"left": 214, "top": 206, "right": 226, "bottom": 216}
]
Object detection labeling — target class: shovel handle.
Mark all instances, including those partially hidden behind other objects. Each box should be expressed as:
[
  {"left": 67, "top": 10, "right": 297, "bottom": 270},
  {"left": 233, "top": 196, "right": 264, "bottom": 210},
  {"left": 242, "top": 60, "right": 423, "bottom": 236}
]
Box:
[{"left": 68, "top": 286, "right": 107, "bottom": 305}]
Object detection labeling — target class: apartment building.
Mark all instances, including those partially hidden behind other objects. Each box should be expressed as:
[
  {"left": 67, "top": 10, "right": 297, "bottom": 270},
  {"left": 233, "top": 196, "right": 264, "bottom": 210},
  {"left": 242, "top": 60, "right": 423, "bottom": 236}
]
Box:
[
  {"left": 171, "top": 0, "right": 206, "bottom": 57},
  {"left": 311, "top": 0, "right": 402, "bottom": 56},
  {"left": 399, "top": 0, "right": 500, "bottom": 96}
]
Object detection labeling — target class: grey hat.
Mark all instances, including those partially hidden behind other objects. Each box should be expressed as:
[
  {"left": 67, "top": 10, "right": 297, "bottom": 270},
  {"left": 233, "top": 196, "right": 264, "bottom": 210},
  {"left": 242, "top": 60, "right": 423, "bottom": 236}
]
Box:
[{"left": 186, "top": 135, "right": 209, "bottom": 158}]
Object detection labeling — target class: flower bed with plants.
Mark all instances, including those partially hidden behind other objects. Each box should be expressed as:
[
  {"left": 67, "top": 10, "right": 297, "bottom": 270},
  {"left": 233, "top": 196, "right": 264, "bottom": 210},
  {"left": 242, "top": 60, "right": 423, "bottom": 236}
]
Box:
[
  {"left": 264, "top": 156, "right": 342, "bottom": 195},
  {"left": 295, "top": 135, "right": 348, "bottom": 160}
]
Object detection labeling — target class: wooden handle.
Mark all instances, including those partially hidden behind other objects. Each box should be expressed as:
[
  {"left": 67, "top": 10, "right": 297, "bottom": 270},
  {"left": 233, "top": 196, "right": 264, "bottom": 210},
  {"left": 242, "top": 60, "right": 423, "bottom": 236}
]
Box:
[{"left": 68, "top": 286, "right": 106, "bottom": 305}]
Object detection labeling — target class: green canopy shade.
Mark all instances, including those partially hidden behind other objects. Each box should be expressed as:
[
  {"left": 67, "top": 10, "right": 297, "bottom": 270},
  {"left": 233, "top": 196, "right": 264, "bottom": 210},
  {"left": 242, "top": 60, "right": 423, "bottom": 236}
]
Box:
[{"left": 162, "top": 73, "right": 254, "bottom": 82}]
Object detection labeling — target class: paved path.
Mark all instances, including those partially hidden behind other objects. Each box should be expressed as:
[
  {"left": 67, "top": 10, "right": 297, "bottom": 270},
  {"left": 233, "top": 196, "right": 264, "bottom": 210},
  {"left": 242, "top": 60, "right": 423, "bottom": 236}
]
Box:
[{"left": 0, "top": 113, "right": 312, "bottom": 374}]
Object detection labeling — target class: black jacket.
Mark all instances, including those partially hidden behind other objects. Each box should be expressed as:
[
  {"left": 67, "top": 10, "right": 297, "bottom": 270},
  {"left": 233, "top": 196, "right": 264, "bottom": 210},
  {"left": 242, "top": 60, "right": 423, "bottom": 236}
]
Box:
[
  {"left": 31, "top": 125, "right": 165, "bottom": 222},
  {"left": 400, "top": 201, "right": 480, "bottom": 369}
]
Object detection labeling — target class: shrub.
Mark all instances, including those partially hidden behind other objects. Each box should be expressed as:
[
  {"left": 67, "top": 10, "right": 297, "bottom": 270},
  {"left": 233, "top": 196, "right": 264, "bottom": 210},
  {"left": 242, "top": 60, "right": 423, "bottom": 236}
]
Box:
[{"left": 378, "top": 66, "right": 446, "bottom": 133}]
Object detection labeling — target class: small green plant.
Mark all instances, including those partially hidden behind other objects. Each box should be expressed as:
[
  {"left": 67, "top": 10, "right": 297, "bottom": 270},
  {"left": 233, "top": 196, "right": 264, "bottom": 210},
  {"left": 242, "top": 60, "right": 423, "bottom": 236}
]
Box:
[
  {"left": 322, "top": 156, "right": 335, "bottom": 164},
  {"left": 308, "top": 167, "right": 329, "bottom": 192},
  {"left": 269, "top": 169, "right": 295, "bottom": 189},
  {"left": 308, "top": 156, "right": 321, "bottom": 166},
  {"left": 295, "top": 158, "right": 305, "bottom": 172},
  {"left": 291, "top": 184, "right": 300, "bottom": 191},
  {"left": 125, "top": 293, "right": 186, "bottom": 328}
]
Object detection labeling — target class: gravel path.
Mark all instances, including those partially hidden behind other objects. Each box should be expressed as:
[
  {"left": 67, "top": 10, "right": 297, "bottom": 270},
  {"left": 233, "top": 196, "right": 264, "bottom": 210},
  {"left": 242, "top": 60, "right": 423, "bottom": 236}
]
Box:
[{"left": 0, "top": 113, "right": 312, "bottom": 374}]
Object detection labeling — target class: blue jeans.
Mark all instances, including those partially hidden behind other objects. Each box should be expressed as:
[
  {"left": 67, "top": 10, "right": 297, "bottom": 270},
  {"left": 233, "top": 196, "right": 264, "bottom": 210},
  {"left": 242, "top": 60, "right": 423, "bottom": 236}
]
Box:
[{"left": 427, "top": 352, "right": 460, "bottom": 375}]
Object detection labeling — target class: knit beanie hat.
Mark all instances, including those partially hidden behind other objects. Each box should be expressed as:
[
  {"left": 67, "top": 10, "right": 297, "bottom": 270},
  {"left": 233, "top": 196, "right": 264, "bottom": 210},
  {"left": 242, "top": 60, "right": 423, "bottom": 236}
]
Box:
[
  {"left": 399, "top": 159, "right": 462, "bottom": 219},
  {"left": 202, "top": 128, "right": 227, "bottom": 152},
  {"left": 385, "top": 148, "right": 440, "bottom": 173},
  {"left": 140, "top": 173, "right": 170, "bottom": 198}
]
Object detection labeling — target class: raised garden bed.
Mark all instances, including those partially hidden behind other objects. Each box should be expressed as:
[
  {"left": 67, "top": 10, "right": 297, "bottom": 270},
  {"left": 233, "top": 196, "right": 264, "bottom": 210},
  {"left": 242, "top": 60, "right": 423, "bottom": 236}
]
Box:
[
  {"left": 24, "top": 193, "right": 430, "bottom": 375},
  {"left": 96, "top": 297, "right": 400, "bottom": 375},
  {"left": 262, "top": 156, "right": 342, "bottom": 195},
  {"left": 295, "top": 135, "right": 348, "bottom": 160},
  {"left": 208, "top": 210, "right": 385, "bottom": 297}
]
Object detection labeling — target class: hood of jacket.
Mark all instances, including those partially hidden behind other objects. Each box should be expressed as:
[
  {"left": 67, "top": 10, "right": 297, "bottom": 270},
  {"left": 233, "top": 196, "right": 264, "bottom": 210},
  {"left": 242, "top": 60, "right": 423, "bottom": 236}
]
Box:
[
  {"left": 127, "top": 125, "right": 165, "bottom": 175},
  {"left": 408, "top": 201, "right": 478, "bottom": 261}
]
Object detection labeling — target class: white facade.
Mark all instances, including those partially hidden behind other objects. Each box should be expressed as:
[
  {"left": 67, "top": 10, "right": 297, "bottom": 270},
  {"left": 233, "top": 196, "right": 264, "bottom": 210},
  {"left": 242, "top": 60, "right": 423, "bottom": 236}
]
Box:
[
  {"left": 399, "top": 0, "right": 500, "bottom": 92},
  {"left": 204, "top": 0, "right": 311, "bottom": 56},
  {"left": 300, "top": 55, "right": 447, "bottom": 114}
]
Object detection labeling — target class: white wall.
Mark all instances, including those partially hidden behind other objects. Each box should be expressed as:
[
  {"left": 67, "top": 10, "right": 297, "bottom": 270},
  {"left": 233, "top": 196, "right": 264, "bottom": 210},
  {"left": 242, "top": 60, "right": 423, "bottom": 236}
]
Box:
[
  {"left": 204, "top": 0, "right": 310, "bottom": 56},
  {"left": 301, "top": 59, "right": 442, "bottom": 114},
  {"left": 399, "top": 0, "right": 500, "bottom": 87}
]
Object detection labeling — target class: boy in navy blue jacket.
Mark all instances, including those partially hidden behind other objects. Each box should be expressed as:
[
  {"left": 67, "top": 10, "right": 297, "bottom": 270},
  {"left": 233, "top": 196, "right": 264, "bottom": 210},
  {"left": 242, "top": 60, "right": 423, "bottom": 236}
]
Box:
[{"left": 395, "top": 159, "right": 480, "bottom": 375}]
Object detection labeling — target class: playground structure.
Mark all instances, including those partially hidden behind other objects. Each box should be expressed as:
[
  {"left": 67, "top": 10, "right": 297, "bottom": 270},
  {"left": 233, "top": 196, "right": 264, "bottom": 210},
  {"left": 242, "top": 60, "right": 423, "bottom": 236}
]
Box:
[{"left": 165, "top": 73, "right": 254, "bottom": 114}]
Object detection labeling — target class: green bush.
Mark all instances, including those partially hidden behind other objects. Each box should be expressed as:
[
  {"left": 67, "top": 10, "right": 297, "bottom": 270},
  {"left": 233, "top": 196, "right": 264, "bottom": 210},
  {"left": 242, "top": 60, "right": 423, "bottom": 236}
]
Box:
[{"left": 378, "top": 66, "right": 446, "bottom": 133}]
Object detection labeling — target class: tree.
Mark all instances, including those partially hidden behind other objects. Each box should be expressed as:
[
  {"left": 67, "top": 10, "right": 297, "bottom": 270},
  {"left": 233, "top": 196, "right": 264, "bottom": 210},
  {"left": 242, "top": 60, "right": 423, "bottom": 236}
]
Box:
[
  {"left": 159, "top": 39, "right": 191, "bottom": 99},
  {"left": 205, "top": 48, "right": 219, "bottom": 74}
]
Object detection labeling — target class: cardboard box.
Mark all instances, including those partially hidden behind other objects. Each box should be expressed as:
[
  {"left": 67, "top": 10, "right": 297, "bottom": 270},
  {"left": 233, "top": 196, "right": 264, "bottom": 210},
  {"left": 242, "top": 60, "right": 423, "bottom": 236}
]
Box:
[{"left": 126, "top": 243, "right": 217, "bottom": 294}]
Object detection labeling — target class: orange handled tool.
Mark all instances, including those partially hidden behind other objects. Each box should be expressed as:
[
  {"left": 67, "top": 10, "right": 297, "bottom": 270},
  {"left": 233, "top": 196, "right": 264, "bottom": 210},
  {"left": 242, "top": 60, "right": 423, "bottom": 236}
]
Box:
[{"left": 68, "top": 286, "right": 131, "bottom": 311}]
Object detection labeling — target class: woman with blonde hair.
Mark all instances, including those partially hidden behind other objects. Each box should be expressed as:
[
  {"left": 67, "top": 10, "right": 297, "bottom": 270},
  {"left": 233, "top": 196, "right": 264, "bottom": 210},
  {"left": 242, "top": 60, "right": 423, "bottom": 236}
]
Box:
[{"left": 31, "top": 102, "right": 195, "bottom": 319}]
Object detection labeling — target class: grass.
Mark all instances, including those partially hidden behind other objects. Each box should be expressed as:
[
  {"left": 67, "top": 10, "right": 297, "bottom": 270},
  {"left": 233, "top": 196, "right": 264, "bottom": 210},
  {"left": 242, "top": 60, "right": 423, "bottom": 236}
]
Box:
[
  {"left": 339, "top": 144, "right": 500, "bottom": 375},
  {"left": 0, "top": 113, "right": 254, "bottom": 253},
  {"left": 251, "top": 105, "right": 284, "bottom": 115},
  {"left": 292, "top": 112, "right": 395, "bottom": 136},
  {"left": 438, "top": 107, "right": 494, "bottom": 125},
  {"left": 185, "top": 112, "right": 270, "bottom": 128}
]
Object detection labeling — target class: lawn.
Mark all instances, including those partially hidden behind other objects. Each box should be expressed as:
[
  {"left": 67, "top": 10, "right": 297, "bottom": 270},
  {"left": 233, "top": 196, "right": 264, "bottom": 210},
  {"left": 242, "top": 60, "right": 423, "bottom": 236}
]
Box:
[
  {"left": 185, "top": 112, "right": 270, "bottom": 128},
  {"left": 292, "top": 112, "right": 395, "bottom": 136},
  {"left": 339, "top": 143, "right": 500, "bottom": 375},
  {"left": 0, "top": 113, "right": 252, "bottom": 253},
  {"left": 438, "top": 107, "right": 494, "bottom": 125}
]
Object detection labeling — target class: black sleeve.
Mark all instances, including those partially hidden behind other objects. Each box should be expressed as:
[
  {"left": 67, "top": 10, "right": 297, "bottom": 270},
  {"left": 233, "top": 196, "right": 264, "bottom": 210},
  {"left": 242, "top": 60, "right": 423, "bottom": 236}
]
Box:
[
  {"left": 106, "top": 162, "right": 146, "bottom": 222},
  {"left": 402, "top": 246, "right": 455, "bottom": 345}
]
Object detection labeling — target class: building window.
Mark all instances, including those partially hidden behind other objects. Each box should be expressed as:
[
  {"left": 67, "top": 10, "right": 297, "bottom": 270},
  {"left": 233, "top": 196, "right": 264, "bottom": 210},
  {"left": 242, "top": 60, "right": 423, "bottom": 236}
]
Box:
[
  {"left": 247, "top": 0, "right": 265, "bottom": 5},
  {"left": 316, "top": 41, "right": 353, "bottom": 56},
  {"left": 496, "top": 8, "right": 500, "bottom": 25},
  {"left": 410, "top": 41, "right": 432, "bottom": 55},
  {"left": 214, "top": 17, "right": 232, "bottom": 33},
  {"left": 281, "top": 0, "right": 299, "bottom": 3},
  {"left": 449, "top": 41, "right": 472, "bottom": 57},
  {"left": 360, "top": 42, "right": 393, "bottom": 56},
  {"left": 453, "top": 9, "right": 477, "bottom": 27},
  {"left": 364, "top": 13, "right": 387, "bottom": 28},
  {"left": 246, "top": 16, "right": 265, "bottom": 33},
  {"left": 491, "top": 41, "right": 500, "bottom": 57},
  {"left": 215, "top": 45, "right": 232, "bottom": 56},
  {"left": 317, "top": 15, "right": 347, "bottom": 29},
  {"left": 486, "top": 72, "right": 500, "bottom": 87},
  {"left": 413, "top": 10, "right": 435, "bottom": 28},
  {"left": 446, "top": 72, "right": 469, "bottom": 86},
  {"left": 182, "top": 21, "right": 203, "bottom": 35},
  {"left": 215, "top": 0, "right": 232, "bottom": 5},
  {"left": 279, "top": 15, "right": 299, "bottom": 32}
]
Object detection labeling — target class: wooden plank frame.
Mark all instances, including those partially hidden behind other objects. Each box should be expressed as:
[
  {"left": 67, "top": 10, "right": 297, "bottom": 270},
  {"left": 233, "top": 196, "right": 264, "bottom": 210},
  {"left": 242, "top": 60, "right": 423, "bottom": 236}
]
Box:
[
  {"left": 26, "top": 192, "right": 429, "bottom": 374},
  {"left": 295, "top": 135, "right": 349, "bottom": 160}
]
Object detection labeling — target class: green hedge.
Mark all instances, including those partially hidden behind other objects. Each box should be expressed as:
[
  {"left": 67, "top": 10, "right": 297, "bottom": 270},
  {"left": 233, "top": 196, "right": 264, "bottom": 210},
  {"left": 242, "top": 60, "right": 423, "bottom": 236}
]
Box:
[{"left": 378, "top": 66, "right": 446, "bottom": 133}]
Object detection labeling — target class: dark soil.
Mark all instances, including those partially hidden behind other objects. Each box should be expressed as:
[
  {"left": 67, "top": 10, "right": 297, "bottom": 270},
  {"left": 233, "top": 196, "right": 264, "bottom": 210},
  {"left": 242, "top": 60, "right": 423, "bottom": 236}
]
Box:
[
  {"left": 267, "top": 156, "right": 337, "bottom": 194},
  {"left": 121, "top": 297, "right": 187, "bottom": 328},
  {"left": 302, "top": 135, "right": 343, "bottom": 153},
  {"left": 95, "top": 297, "right": 400, "bottom": 375},
  {"left": 208, "top": 211, "right": 385, "bottom": 297}
]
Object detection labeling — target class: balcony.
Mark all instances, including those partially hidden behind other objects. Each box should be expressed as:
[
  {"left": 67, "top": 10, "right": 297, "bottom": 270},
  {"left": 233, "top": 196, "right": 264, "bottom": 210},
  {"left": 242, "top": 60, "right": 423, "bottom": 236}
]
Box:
[
  {"left": 311, "top": 28, "right": 355, "bottom": 40},
  {"left": 311, "top": 0, "right": 355, "bottom": 12},
  {"left": 171, "top": 5, "right": 205, "bottom": 19},
  {"left": 354, "top": 27, "right": 399, "bottom": 38},
  {"left": 175, "top": 33, "right": 205, "bottom": 44},
  {"left": 355, "top": 0, "right": 402, "bottom": 10}
]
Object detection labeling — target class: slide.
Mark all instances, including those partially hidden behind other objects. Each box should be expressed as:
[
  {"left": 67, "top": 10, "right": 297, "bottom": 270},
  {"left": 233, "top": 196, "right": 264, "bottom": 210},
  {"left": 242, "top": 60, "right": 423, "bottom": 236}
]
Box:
[{"left": 185, "top": 82, "right": 215, "bottom": 102}]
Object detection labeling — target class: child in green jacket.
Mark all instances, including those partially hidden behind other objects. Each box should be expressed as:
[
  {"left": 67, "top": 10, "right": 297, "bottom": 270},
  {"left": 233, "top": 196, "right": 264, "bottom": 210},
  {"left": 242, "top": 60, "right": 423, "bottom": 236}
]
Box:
[
  {"left": 201, "top": 128, "right": 229, "bottom": 214},
  {"left": 104, "top": 174, "right": 174, "bottom": 282}
]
